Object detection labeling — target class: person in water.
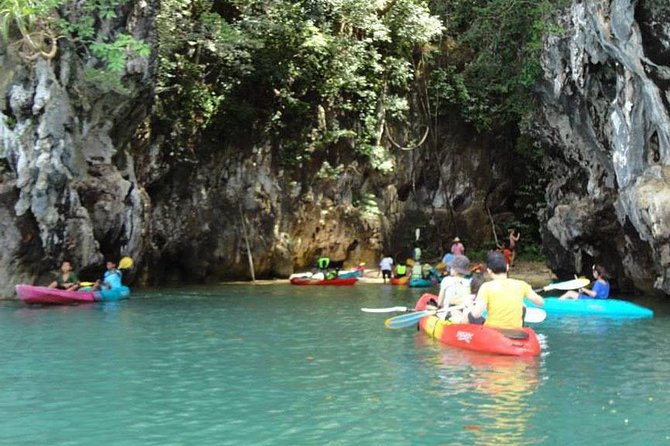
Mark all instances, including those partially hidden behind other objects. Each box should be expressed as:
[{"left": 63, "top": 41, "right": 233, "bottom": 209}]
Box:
[
  {"left": 435, "top": 255, "right": 472, "bottom": 323},
  {"left": 469, "top": 251, "right": 544, "bottom": 329},
  {"left": 559, "top": 264, "right": 610, "bottom": 300},
  {"left": 379, "top": 254, "right": 394, "bottom": 283},
  {"left": 93, "top": 260, "right": 123, "bottom": 290},
  {"left": 48, "top": 260, "right": 79, "bottom": 291}
]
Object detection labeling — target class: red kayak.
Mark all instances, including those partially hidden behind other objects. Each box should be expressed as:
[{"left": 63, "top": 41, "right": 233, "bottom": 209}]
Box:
[
  {"left": 289, "top": 277, "right": 357, "bottom": 286},
  {"left": 415, "top": 293, "right": 541, "bottom": 356},
  {"left": 390, "top": 276, "right": 409, "bottom": 285}
]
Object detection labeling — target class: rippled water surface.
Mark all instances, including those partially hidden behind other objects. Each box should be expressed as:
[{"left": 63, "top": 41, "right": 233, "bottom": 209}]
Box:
[{"left": 1, "top": 285, "right": 669, "bottom": 445}]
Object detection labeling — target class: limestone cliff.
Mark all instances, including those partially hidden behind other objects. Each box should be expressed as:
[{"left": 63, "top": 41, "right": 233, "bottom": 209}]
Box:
[
  {"left": 534, "top": 0, "right": 670, "bottom": 293},
  {"left": 0, "top": 1, "right": 156, "bottom": 296}
]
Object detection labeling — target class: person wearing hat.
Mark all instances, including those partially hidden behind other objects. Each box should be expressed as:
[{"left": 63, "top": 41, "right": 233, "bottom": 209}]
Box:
[
  {"left": 435, "top": 255, "right": 472, "bottom": 322},
  {"left": 450, "top": 237, "right": 465, "bottom": 256}
]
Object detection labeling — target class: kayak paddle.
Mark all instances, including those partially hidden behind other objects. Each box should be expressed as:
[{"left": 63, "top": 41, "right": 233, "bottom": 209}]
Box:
[
  {"left": 361, "top": 306, "right": 411, "bottom": 313},
  {"left": 385, "top": 310, "right": 435, "bottom": 329},
  {"left": 80, "top": 257, "right": 134, "bottom": 287},
  {"left": 435, "top": 306, "right": 546, "bottom": 323},
  {"left": 534, "top": 277, "right": 590, "bottom": 292},
  {"left": 520, "top": 307, "right": 546, "bottom": 323},
  {"left": 385, "top": 305, "right": 547, "bottom": 329}
]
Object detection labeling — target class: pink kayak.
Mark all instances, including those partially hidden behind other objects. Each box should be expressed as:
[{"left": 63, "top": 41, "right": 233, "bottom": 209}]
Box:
[
  {"left": 289, "top": 277, "right": 357, "bottom": 286},
  {"left": 16, "top": 284, "right": 130, "bottom": 305}
]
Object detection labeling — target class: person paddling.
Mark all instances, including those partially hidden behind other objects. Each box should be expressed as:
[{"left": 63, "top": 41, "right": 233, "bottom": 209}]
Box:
[
  {"left": 559, "top": 264, "right": 610, "bottom": 300},
  {"left": 434, "top": 255, "right": 472, "bottom": 323},
  {"left": 48, "top": 260, "right": 80, "bottom": 291},
  {"left": 469, "top": 251, "right": 544, "bottom": 329},
  {"left": 93, "top": 260, "right": 123, "bottom": 290}
]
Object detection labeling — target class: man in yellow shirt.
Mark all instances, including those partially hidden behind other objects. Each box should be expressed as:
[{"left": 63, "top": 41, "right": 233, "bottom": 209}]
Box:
[{"left": 469, "top": 251, "right": 544, "bottom": 329}]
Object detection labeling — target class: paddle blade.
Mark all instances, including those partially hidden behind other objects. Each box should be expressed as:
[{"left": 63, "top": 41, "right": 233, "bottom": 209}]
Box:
[
  {"left": 524, "top": 307, "right": 547, "bottom": 323},
  {"left": 361, "top": 306, "right": 409, "bottom": 313},
  {"left": 119, "top": 257, "right": 134, "bottom": 270},
  {"left": 542, "top": 278, "right": 590, "bottom": 291},
  {"left": 385, "top": 310, "right": 434, "bottom": 329},
  {"left": 79, "top": 281, "right": 95, "bottom": 287}
]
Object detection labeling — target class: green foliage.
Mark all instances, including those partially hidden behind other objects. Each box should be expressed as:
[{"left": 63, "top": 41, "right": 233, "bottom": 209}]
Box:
[
  {"left": 0, "top": 0, "right": 59, "bottom": 42},
  {"left": 0, "top": 0, "right": 149, "bottom": 93},
  {"left": 155, "top": 0, "right": 443, "bottom": 168},
  {"left": 517, "top": 242, "right": 545, "bottom": 262},
  {"left": 426, "top": 0, "right": 569, "bottom": 131},
  {"left": 354, "top": 193, "right": 382, "bottom": 217},
  {"left": 315, "top": 161, "right": 344, "bottom": 179},
  {"left": 90, "top": 33, "right": 151, "bottom": 73}
]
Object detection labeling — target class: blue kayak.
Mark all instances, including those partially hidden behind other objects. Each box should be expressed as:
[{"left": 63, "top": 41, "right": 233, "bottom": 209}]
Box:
[
  {"left": 525, "top": 297, "right": 653, "bottom": 318},
  {"left": 97, "top": 286, "right": 131, "bottom": 302},
  {"left": 409, "top": 278, "right": 434, "bottom": 288},
  {"left": 338, "top": 270, "right": 363, "bottom": 279}
]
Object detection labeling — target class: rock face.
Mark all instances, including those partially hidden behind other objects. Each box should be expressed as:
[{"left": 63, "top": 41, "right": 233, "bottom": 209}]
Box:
[
  {"left": 131, "top": 128, "right": 513, "bottom": 285},
  {"left": 0, "top": 2, "right": 156, "bottom": 296},
  {"left": 0, "top": 3, "right": 539, "bottom": 296},
  {"left": 534, "top": 0, "right": 670, "bottom": 293}
]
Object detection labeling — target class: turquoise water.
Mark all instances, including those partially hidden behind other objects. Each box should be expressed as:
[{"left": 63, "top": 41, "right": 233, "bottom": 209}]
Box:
[{"left": 1, "top": 284, "right": 669, "bottom": 446}]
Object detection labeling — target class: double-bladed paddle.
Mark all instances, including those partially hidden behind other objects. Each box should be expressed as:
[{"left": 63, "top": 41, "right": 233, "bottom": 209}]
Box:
[
  {"left": 80, "top": 256, "right": 134, "bottom": 287},
  {"left": 362, "top": 278, "right": 588, "bottom": 315},
  {"left": 534, "top": 277, "right": 590, "bottom": 292},
  {"left": 384, "top": 306, "right": 546, "bottom": 329}
]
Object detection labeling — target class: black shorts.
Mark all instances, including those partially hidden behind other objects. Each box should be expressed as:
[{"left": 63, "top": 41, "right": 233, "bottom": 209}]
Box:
[{"left": 382, "top": 269, "right": 392, "bottom": 279}]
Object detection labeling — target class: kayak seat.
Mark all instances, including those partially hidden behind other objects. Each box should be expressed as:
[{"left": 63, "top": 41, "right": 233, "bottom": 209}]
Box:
[{"left": 494, "top": 328, "right": 529, "bottom": 340}]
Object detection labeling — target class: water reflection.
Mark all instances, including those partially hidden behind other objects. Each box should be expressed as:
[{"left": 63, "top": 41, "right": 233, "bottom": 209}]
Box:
[{"left": 417, "top": 336, "right": 542, "bottom": 446}]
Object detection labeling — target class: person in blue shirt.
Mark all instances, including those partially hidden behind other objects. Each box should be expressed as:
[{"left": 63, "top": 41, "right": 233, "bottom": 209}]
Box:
[
  {"left": 560, "top": 264, "right": 610, "bottom": 299},
  {"left": 93, "top": 260, "right": 123, "bottom": 290}
]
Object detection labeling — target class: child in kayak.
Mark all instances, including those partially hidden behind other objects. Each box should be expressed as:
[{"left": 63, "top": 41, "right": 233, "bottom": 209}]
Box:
[
  {"left": 48, "top": 260, "right": 80, "bottom": 291},
  {"left": 559, "top": 264, "right": 610, "bottom": 300},
  {"left": 435, "top": 255, "right": 472, "bottom": 323},
  {"left": 93, "top": 260, "right": 123, "bottom": 290}
]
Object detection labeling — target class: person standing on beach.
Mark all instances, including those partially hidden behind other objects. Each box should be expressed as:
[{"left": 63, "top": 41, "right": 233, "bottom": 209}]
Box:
[
  {"left": 508, "top": 229, "right": 520, "bottom": 266},
  {"left": 450, "top": 237, "right": 465, "bottom": 256},
  {"left": 379, "top": 255, "right": 394, "bottom": 283}
]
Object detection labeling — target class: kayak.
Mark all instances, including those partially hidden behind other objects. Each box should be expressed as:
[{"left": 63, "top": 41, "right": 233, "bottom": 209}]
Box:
[
  {"left": 338, "top": 270, "right": 363, "bottom": 279},
  {"left": 289, "top": 277, "right": 357, "bottom": 286},
  {"left": 390, "top": 276, "right": 409, "bottom": 285},
  {"left": 409, "top": 278, "right": 434, "bottom": 288},
  {"left": 16, "top": 284, "right": 131, "bottom": 305},
  {"left": 415, "top": 293, "right": 541, "bottom": 357},
  {"left": 525, "top": 297, "right": 653, "bottom": 318}
]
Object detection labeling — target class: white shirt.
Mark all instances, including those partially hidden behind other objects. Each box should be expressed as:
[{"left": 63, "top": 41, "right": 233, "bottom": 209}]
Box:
[{"left": 379, "top": 257, "right": 394, "bottom": 270}]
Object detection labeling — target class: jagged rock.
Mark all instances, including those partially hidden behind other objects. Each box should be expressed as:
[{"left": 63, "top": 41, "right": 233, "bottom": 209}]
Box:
[
  {"left": 0, "top": 1, "right": 156, "bottom": 297},
  {"left": 534, "top": 0, "right": 670, "bottom": 293}
]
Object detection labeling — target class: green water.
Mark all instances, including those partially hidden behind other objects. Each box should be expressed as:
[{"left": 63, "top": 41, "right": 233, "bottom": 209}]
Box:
[{"left": 1, "top": 285, "right": 669, "bottom": 446}]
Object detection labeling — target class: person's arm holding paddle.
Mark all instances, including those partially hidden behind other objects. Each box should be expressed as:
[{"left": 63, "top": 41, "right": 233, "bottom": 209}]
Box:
[{"left": 525, "top": 287, "right": 544, "bottom": 307}]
